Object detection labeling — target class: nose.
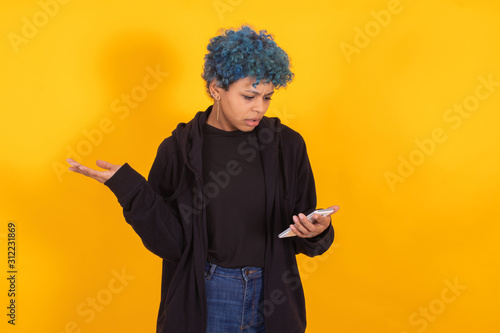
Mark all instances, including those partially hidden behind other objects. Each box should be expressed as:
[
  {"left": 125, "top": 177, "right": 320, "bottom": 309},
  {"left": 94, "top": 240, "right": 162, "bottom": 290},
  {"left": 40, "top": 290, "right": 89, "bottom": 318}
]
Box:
[{"left": 252, "top": 97, "right": 267, "bottom": 114}]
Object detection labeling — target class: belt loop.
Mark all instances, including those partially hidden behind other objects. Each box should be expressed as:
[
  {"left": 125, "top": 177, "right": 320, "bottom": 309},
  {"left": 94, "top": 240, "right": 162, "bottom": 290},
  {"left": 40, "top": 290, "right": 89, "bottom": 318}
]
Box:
[
  {"left": 241, "top": 267, "right": 249, "bottom": 282},
  {"left": 206, "top": 262, "right": 217, "bottom": 280}
]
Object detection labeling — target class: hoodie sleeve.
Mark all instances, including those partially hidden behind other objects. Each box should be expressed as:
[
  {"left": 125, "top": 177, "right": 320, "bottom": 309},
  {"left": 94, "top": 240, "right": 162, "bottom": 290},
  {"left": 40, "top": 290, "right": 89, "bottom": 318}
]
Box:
[
  {"left": 288, "top": 132, "right": 335, "bottom": 257},
  {"left": 104, "top": 139, "right": 184, "bottom": 262}
]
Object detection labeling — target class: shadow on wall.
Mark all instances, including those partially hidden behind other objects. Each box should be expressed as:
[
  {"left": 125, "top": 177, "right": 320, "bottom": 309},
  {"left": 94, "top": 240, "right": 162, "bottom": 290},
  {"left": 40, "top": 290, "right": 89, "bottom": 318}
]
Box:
[{"left": 97, "top": 30, "right": 175, "bottom": 123}]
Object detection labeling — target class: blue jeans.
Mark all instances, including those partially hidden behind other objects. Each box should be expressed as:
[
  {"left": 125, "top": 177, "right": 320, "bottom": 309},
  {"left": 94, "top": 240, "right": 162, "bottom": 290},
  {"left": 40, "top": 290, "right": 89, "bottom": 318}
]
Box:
[{"left": 205, "top": 262, "right": 266, "bottom": 333}]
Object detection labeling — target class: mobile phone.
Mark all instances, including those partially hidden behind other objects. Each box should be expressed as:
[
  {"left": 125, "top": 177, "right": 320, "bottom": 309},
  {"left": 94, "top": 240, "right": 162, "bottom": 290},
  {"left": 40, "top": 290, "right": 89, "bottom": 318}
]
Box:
[{"left": 278, "top": 208, "right": 335, "bottom": 238}]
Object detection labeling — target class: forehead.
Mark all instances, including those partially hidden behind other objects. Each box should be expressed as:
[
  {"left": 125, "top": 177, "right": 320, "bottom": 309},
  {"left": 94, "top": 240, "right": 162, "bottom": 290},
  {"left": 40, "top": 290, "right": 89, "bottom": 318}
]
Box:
[{"left": 230, "top": 77, "right": 275, "bottom": 92}]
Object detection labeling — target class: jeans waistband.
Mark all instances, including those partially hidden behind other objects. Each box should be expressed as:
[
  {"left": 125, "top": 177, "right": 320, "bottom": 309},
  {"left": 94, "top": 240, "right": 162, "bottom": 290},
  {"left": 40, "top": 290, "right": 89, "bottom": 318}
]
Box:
[{"left": 205, "top": 262, "right": 263, "bottom": 281}]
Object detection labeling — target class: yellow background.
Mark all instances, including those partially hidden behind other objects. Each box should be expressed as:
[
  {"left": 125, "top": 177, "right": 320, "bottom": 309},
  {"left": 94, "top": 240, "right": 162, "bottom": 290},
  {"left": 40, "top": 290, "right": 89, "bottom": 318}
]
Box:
[{"left": 1, "top": 0, "right": 500, "bottom": 332}]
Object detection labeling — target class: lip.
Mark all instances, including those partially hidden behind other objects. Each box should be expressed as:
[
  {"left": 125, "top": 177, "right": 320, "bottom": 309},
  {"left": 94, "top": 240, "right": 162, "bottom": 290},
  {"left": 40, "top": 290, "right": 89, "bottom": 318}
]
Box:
[{"left": 245, "top": 118, "right": 261, "bottom": 127}]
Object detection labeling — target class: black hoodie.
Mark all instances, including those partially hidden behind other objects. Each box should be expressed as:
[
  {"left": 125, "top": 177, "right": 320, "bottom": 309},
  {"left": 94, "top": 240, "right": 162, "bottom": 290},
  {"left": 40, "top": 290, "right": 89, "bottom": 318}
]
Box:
[{"left": 104, "top": 105, "right": 335, "bottom": 332}]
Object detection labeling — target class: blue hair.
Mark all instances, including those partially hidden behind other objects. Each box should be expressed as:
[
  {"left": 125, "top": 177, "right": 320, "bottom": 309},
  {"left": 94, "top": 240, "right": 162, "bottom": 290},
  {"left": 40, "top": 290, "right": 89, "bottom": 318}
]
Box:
[{"left": 202, "top": 26, "right": 294, "bottom": 95}]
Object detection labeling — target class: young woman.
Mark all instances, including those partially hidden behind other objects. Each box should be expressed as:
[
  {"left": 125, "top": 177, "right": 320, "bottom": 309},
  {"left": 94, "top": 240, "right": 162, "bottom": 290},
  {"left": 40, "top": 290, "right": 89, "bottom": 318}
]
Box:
[{"left": 67, "top": 26, "right": 338, "bottom": 333}]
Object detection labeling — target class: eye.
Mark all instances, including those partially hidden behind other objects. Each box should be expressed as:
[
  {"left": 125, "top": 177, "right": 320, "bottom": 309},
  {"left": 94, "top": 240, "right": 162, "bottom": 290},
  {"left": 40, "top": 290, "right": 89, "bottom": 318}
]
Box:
[
  {"left": 243, "top": 95, "right": 254, "bottom": 100},
  {"left": 265, "top": 96, "right": 273, "bottom": 101}
]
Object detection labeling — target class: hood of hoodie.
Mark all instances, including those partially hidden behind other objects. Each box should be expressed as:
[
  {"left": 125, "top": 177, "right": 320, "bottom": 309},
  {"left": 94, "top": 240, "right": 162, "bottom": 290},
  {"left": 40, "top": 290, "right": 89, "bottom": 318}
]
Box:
[
  {"left": 171, "top": 107, "right": 208, "bottom": 178},
  {"left": 171, "top": 105, "right": 283, "bottom": 180}
]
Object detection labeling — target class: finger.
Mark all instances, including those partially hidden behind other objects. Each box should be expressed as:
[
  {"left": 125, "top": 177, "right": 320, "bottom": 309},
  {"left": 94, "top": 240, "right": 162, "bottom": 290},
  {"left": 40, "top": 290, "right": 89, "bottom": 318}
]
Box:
[
  {"left": 96, "top": 159, "right": 113, "bottom": 170},
  {"left": 289, "top": 221, "right": 315, "bottom": 238},
  {"left": 289, "top": 224, "right": 302, "bottom": 237},
  {"left": 310, "top": 214, "right": 331, "bottom": 227},
  {"left": 328, "top": 205, "right": 340, "bottom": 213},
  {"left": 67, "top": 159, "right": 88, "bottom": 175},
  {"left": 289, "top": 223, "right": 308, "bottom": 238},
  {"left": 66, "top": 158, "right": 82, "bottom": 168},
  {"left": 67, "top": 158, "right": 93, "bottom": 175},
  {"left": 68, "top": 166, "right": 85, "bottom": 174},
  {"left": 298, "top": 213, "right": 317, "bottom": 231},
  {"left": 74, "top": 164, "right": 97, "bottom": 177},
  {"left": 310, "top": 205, "right": 340, "bottom": 225},
  {"left": 292, "top": 214, "right": 315, "bottom": 235},
  {"left": 71, "top": 164, "right": 106, "bottom": 181}
]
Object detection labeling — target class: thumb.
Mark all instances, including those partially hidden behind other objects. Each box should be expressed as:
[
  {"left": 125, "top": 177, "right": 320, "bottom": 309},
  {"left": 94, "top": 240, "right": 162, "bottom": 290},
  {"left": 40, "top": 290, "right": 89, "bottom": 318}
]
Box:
[
  {"left": 328, "top": 205, "right": 340, "bottom": 213},
  {"left": 96, "top": 159, "right": 113, "bottom": 170}
]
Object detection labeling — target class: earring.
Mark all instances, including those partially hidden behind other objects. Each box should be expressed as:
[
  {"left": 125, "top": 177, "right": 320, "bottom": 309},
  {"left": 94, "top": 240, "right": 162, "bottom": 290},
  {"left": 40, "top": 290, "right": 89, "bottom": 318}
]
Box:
[{"left": 216, "top": 98, "right": 220, "bottom": 121}]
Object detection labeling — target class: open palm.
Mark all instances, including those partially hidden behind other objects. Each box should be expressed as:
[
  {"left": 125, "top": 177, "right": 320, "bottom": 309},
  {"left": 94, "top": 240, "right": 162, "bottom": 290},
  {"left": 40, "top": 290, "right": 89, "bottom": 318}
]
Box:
[{"left": 66, "top": 158, "right": 122, "bottom": 183}]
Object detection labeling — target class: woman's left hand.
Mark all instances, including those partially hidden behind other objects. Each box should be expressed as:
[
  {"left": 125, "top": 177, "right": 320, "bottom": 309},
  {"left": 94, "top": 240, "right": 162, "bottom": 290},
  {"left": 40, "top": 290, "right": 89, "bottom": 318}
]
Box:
[{"left": 289, "top": 205, "right": 339, "bottom": 238}]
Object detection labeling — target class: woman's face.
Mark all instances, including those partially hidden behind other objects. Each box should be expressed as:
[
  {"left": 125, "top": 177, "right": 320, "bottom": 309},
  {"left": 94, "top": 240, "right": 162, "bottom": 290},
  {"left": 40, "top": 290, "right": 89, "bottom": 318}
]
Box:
[{"left": 208, "top": 77, "right": 275, "bottom": 132}]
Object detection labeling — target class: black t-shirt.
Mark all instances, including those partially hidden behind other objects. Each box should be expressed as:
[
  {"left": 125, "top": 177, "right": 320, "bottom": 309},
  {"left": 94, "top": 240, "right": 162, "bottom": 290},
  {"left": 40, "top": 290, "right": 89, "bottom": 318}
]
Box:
[{"left": 202, "top": 123, "right": 267, "bottom": 268}]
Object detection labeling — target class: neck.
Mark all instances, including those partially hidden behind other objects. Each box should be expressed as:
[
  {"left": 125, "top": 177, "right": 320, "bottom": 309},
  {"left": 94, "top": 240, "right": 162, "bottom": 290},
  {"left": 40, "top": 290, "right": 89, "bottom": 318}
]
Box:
[
  {"left": 206, "top": 105, "right": 220, "bottom": 128},
  {"left": 206, "top": 104, "right": 235, "bottom": 131}
]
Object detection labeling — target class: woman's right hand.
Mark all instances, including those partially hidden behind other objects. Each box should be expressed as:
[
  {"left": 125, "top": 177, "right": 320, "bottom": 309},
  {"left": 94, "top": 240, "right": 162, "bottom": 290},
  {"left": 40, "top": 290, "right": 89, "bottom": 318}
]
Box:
[{"left": 66, "top": 158, "right": 122, "bottom": 183}]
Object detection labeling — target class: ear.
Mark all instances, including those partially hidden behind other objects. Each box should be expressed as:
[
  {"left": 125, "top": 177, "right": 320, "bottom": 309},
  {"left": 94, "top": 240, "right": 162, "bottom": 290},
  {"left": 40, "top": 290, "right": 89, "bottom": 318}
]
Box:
[{"left": 209, "top": 80, "right": 222, "bottom": 100}]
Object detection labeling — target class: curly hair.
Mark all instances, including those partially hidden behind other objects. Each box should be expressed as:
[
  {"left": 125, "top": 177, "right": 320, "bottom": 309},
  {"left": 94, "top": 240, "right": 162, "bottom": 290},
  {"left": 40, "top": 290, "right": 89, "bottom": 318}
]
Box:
[{"left": 202, "top": 26, "right": 294, "bottom": 95}]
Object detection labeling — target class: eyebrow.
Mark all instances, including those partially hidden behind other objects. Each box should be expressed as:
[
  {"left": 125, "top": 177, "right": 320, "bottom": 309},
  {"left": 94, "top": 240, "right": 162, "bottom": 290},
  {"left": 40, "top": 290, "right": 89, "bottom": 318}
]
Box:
[{"left": 244, "top": 89, "right": 275, "bottom": 96}]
